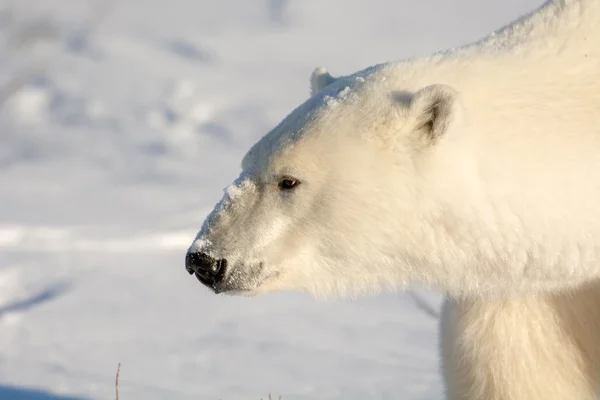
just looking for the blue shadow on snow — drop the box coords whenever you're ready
[0,282,70,319]
[0,385,88,400]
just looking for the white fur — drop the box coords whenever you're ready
[310,67,336,96]
[189,1,600,398]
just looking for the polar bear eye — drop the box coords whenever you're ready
[278,177,300,190]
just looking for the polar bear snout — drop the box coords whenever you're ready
[185,251,227,290]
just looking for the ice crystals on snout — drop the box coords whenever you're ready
[224,171,256,203]
[192,171,256,252]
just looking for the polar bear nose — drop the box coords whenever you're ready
[185,252,227,287]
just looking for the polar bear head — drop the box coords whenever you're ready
[186,65,485,298]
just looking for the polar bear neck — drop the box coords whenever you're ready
[366,0,600,295]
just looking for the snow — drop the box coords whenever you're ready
[225,172,256,202]
[0,0,544,399]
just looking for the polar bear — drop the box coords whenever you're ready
[185,0,600,399]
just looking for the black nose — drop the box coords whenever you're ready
[185,252,227,287]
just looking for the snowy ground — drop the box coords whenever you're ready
[0,0,544,399]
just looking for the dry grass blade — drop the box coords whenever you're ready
[407,290,440,319]
[115,362,121,400]
[261,394,282,400]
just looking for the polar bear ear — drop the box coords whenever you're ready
[409,84,462,144]
[310,67,336,96]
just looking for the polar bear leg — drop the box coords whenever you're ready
[440,283,600,400]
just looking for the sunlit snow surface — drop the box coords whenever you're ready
[0,0,544,399]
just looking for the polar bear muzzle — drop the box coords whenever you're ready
[185,251,227,292]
